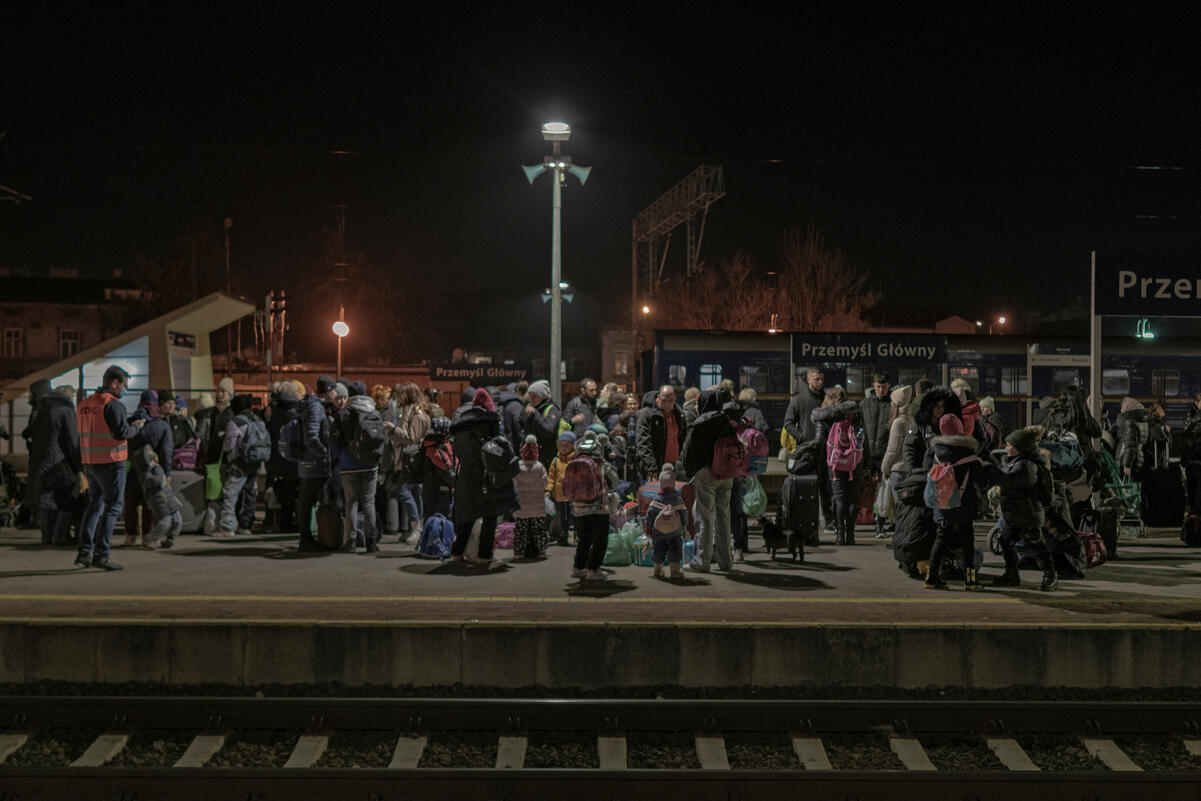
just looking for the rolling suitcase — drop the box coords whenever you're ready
[780,473,820,559]
[1139,464,1186,527]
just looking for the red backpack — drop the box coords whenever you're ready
[563,454,605,501]
[825,419,863,473]
[711,433,749,479]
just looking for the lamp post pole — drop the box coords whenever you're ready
[335,306,346,377]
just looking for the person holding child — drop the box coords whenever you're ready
[645,463,689,579]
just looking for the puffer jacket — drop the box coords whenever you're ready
[129,404,174,477]
[987,448,1050,529]
[811,400,862,465]
[928,434,986,524]
[681,388,735,477]
[451,406,518,520]
[297,394,331,479]
[1116,407,1151,471]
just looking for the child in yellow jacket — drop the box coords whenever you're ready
[546,431,576,544]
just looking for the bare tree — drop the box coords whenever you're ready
[776,225,875,331]
[662,251,776,330]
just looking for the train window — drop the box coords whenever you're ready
[1152,369,1180,397]
[844,367,871,398]
[668,365,687,389]
[1051,369,1081,396]
[951,367,979,395]
[899,368,934,388]
[1001,367,1028,397]
[740,365,769,394]
[699,364,722,391]
[1102,369,1130,396]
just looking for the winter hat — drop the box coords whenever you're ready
[471,387,495,411]
[1006,425,1044,453]
[587,422,607,437]
[231,394,253,414]
[138,390,161,417]
[316,375,336,394]
[938,413,964,437]
[978,396,996,413]
[520,434,539,462]
[528,380,551,400]
[278,381,301,401]
[558,430,576,444]
[890,385,913,408]
[1120,396,1144,414]
[196,392,214,410]
[217,377,235,396]
[333,383,349,399]
[659,463,676,491]
[348,380,369,397]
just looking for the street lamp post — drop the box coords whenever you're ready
[332,306,349,377]
[524,122,590,407]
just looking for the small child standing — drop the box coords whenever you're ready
[645,464,690,578]
[140,444,183,549]
[546,430,577,544]
[513,435,550,558]
[568,436,618,581]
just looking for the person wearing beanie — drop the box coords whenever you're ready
[447,381,518,566]
[348,380,369,398]
[472,387,496,412]
[451,385,477,423]
[122,388,175,547]
[294,374,337,552]
[214,395,267,537]
[217,376,235,398]
[316,375,336,395]
[332,382,349,410]
[546,430,578,544]
[924,413,987,590]
[987,425,1057,591]
[645,463,690,579]
[523,380,562,470]
[1115,397,1150,477]
[977,396,1006,450]
[878,384,914,537]
[512,435,550,558]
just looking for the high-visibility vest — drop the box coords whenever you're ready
[78,391,127,464]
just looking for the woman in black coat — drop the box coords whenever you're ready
[449,389,517,564]
[893,387,961,577]
[27,388,82,545]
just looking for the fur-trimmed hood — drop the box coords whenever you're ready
[931,434,977,451]
[915,387,962,428]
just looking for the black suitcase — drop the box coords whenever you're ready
[780,474,820,560]
[1140,465,1186,527]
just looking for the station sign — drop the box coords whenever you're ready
[790,333,946,364]
[1094,252,1201,317]
[430,363,532,383]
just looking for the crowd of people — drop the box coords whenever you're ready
[15,363,1201,580]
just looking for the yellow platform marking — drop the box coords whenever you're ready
[0,593,1025,604]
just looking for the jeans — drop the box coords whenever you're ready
[219,466,258,533]
[573,513,608,571]
[691,466,733,570]
[341,468,379,550]
[296,476,325,547]
[652,534,683,565]
[397,482,422,531]
[80,462,126,560]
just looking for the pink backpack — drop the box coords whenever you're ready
[825,419,863,473]
[737,425,770,475]
[494,521,516,550]
[563,455,604,501]
[711,434,748,479]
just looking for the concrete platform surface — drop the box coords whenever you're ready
[1,524,1197,626]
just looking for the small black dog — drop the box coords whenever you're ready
[759,515,803,562]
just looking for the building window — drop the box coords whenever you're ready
[740,365,769,394]
[614,349,630,377]
[2,328,23,359]
[1102,369,1130,396]
[58,329,80,359]
[1051,369,1080,397]
[668,365,687,389]
[1152,369,1180,397]
[699,364,722,391]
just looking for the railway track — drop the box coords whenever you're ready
[1,696,1200,800]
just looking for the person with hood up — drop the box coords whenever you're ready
[492,383,526,450]
[27,381,81,545]
[21,379,54,454]
[879,384,914,535]
[681,387,737,572]
[1115,396,1151,477]
[452,386,476,423]
[512,435,550,559]
[266,380,303,532]
[449,388,517,565]
[902,386,963,473]
[215,395,266,538]
[635,385,688,482]
[987,425,1058,591]
[158,392,195,449]
[330,383,384,552]
[138,444,182,549]
[75,365,144,571]
[811,387,867,545]
[295,376,337,552]
[562,378,598,438]
[523,380,561,469]
[924,414,987,590]
[122,390,174,546]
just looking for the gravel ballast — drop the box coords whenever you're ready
[524,730,600,768]
[1017,733,1106,772]
[107,729,192,767]
[1114,735,1201,772]
[627,731,701,769]
[315,730,395,768]
[417,731,498,768]
[2,728,98,767]
[724,731,800,770]
[207,729,299,768]
[920,733,1005,771]
[823,731,905,771]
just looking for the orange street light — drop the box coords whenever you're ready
[332,306,348,375]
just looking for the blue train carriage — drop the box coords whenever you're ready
[650,330,791,441]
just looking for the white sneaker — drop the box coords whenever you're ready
[571,567,587,578]
[685,562,710,574]
[585,569,607,581]
[214,530,236,538]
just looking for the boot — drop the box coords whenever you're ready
[963,567,981,591]
[924,543,947,589]
[844,521,856,546]
[1037,555,1059,592]
[669,561,683,579]
[653,562,664,578]
[992,547,1022,587]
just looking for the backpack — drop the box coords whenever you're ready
[416,514,455,560]
[737,425,770,475]
[173,437,201,471]
[564,454,605,501]
[786,440,819,475]
[481,434,520,489]
[711,433,748,479]
[235,415,272,463]
[1042,433,1084,479]
[424,439,458,485]
[924,455,980,510]
[348,408,388,465]
[647,497,682,534]
[826,419,863,473]
[278,417,303,462]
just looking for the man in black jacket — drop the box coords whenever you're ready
[28,386,82,545]
[635,385,687,482]
[523,380,561,469]
[562,378,598,438]
[491,384,526,450]
[783,367,825,444]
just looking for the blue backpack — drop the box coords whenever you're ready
[278,417,303,462]
[417,514,455,560]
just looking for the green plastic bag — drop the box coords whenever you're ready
[205,462,223,502]
[741,476,767,517]
[602,527,632,566]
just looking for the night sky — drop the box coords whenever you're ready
[3,4,1199,353]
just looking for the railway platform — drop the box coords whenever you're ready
[1,524,1197,690]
